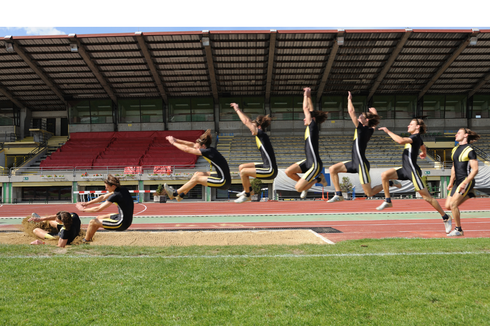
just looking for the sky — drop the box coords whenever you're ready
[1,0,489,37]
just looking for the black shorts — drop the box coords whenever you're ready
[46,224,62,239]
[395,165,425,191]
[102,214,130,231]
[254,163,278,180]
[296,159,323,183]
[207,172,231,190]
[449,178,475,198]
[344,159,371,185]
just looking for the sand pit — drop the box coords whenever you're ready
[0,217,330,247]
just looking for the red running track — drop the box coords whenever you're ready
[1,198,489,243]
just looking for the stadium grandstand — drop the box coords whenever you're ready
[1,28,490,203]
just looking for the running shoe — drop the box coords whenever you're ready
[327,195,344,203]
[376,201,393,210]
[443,218,452,234]
[82,238,93,244]
[237,190,254,198]
[317,174,328,187]
[176,195,183,202]
[235,195,251,203]
[300,190,307,199]
[31,212,41,218]
[391,180,402,189]
[164,183,175,200]
[447,229,464,237]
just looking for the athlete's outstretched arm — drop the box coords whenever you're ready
[172,137,195,147]
[347,91,358,127]
[28,214,57,223]
[303,87,312,124]
[378,127,412,145]
[231,103,258,135]
[166,136,202,156]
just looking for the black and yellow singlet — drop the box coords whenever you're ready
[200,147,231,189]
[394,133,425,191]
[344,122,374,184]
[254,128,278,179]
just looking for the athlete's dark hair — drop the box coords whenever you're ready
[104,174,121,188]
[412,118,426,135]
[196,129,212,148]
[365,112,380,128]
[253,115,272,130]
[56,211,73,231]
[310,110,328,125]
[462,127,480,143]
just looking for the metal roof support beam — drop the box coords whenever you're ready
[69,35,118,104]
[367,29,412,101]
[202,31,219,102]
[265,30,277,103]
[135,33,168,104]
[418,29,480,100]
[316,29,344,104]
[468,69,490,98]
[0,85,26,109]
[7,38,68,107]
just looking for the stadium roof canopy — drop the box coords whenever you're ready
[0,28,489,112]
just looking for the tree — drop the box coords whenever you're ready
[251,178,263,195]
[340,177,353,193]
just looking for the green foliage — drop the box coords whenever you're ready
[340,176,353,193]
[155,184,164,196]
[251,178,263,194]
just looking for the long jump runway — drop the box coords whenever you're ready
[1,198,490,243]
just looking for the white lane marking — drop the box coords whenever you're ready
[134,204,148,216]
[2,251,490,259]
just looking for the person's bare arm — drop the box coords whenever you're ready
[28,214,56,223]
[77,200,113,213]
[80,192,112,207]
[166,136,202,156]
[419,144,427,160]
[166,136,195,147]
[57,238,68,248]
[231,103,258,135]
[303,87,312,124]
[447,164,456,190]
[347,91,358,127]
[378,127,413,145]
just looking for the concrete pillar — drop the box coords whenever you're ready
[20,107,32,139]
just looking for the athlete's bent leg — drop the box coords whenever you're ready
[285,164,301,182]
[329,162,347,192]
[362,183,383,197]
[178,172,209,195]
[85,218,103,241]
[417,188,446,216]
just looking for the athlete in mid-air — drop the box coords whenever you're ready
[285,87,328,198]
[164,129,231,202]
[328,91,400,203]
[231,103,277,203]
[376,119,450,229]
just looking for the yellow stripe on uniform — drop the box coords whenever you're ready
[411,171,425,191]
[456,178,474,197]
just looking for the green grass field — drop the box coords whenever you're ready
[1,238,490,325]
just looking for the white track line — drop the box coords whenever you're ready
[2,251,490,259]
[309,230,335,244]
[134,204,148,216]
